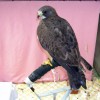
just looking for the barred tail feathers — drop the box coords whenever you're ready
[67,66,87,90]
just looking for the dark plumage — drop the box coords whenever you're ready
[37,6,92,90]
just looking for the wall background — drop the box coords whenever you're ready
[0,1,100,83]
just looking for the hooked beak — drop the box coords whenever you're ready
[37,11,43,19]
[37,10,46,20]
[37,15,40,19]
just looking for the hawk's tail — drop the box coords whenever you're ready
[81,56,92,71]
[67,67,87,90]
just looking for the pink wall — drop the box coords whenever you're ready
[0,1,100,83]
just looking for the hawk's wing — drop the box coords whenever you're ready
[37,18,80,67]
[37,17,86,89]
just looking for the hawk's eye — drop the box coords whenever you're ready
[43,11,47,14]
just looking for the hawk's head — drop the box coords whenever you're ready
[37,6,57,20]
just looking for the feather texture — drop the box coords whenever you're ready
[37,6,92,90]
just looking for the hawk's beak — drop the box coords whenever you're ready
[37,11,43,19]
[37,15,40,19]
[37,10,46,20]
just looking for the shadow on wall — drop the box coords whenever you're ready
[93,14,100,77]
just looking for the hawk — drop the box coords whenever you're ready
[37,6,92,90]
